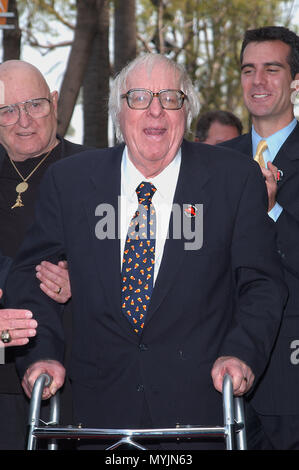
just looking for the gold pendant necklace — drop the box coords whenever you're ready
[9,149,52,209]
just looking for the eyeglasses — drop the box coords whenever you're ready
[121,88,187,110]
[0,98,52,126]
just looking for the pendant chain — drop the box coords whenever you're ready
[8,148,54,209]
[8,148,52,183]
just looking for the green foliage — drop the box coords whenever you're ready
[137,0,297,131]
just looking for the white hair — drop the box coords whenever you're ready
[109,53,200,142]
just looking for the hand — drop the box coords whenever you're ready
[211,356,255,396]
[22,359,65,400]
[261,161,278,212]
[0,289,37,347]
[36,260,71,304]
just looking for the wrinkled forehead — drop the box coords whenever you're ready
[124,61,182,92]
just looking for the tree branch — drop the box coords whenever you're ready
[24,29,73,53]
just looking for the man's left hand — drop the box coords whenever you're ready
[36,260,71,304]
[211,356,255,396]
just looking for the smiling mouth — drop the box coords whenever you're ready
[252,93,271,99]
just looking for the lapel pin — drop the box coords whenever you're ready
[184,205,198,218]
[276,169,283,182]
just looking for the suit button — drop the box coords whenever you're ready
[136,384,144,392]
[277,249,286,259]
[139,343,148,351]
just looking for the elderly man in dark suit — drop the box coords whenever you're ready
[5,53,287,450]
[221,26,299,450]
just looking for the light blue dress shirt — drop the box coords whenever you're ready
[251,118,297,221]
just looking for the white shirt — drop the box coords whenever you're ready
[120,147,181,283]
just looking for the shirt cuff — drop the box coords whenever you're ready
[268,202,283,222]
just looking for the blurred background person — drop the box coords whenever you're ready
[195,109,243,145]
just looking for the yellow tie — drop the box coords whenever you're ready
[254,140,268,169]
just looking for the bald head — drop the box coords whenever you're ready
[0,60,50,106]
[0,59,46,77]
[0,60,59,161]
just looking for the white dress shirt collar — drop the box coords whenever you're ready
[120,146,182,282]
[121,146,181,202]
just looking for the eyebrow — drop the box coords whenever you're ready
[241,61,285,70]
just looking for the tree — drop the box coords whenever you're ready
[83,0,110,148]
[137,0,296,133]
[113,0,137,75]
[2,0,297,142]
[57,0,99,137]
[2,0,21,60]
[3,0,112,147]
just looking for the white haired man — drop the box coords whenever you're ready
[5,54,286,450]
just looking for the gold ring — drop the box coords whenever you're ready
[1,330,12,344]
[56,287,62,295]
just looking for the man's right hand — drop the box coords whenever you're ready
[0,289,37,347]
[22,359,65,400]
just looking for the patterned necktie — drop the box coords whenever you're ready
[121,182,157,334]
[254,140,268,169]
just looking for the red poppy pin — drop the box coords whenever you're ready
[276,169,283,181]
[184,204,198,218]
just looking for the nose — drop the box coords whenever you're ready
[147,95,164,117]
[17,105,32,127]
[252,69,267,86]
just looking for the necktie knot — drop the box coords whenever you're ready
[136,182,157,207]
[254,139,268,168]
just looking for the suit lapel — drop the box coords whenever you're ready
[273,124,299,188]
[271,124,299,218]
[83,145,148,341]
[232,133,252,157]
[235,125,299,219]
[227,127,299,198]
[83,146,124,325]
[145,140,212,326]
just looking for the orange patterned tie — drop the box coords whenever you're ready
[254,140,268,169]
[121,182,157,334]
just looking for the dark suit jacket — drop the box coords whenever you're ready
[0,252,11,292]
[221,125,299,415]
[0,136,87,394]
[0,135,86,288]
[5,139,287,434]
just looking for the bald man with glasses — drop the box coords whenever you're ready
[0,60,89,449]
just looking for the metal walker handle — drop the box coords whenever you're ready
[26,373,60,450]
[222,373,247,449]
[27,372,247,450]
